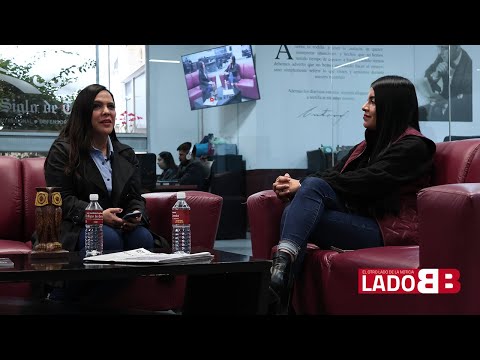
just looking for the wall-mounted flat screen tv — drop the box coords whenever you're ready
[181,45,260,111]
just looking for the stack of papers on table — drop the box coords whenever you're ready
[83,248,214,265]
[0,258,14,268]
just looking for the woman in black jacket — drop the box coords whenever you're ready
[41,84,156,252]
[157,151,178,180]
[270,75,436,313]
[198,60,215,101]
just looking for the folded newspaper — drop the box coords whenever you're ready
[83,248,214,265]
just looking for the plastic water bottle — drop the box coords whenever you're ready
[85,193,103,257]
[172,192,191,254]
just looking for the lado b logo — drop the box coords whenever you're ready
[358,269,461,294]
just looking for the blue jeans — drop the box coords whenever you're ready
[79,224,154,251]
[280,177,383,273]
[228,72,239,84]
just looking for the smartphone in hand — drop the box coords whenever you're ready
[122,210,141,221]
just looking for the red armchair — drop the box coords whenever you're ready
[0,156,34,298]
[102,191,223,311]
[0,156,32,254]
[247,139,480,315]
[235,63,260,99]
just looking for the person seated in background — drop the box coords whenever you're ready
[157,151,178,181]
[175,142,210,190]
[198,60,216,101]
[224,55,241,87]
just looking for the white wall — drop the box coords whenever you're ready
[147,45,259,170]
[147,45,208,165]
[247,45,480,169]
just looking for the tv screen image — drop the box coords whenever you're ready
[181,45,260,111]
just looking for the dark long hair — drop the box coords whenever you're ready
[159,151,178,171]
[50,84,117,175]
[369,75,420,161]
[198,60,206,75]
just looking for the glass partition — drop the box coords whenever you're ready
[0,45,96,133]
[97,45,146,135]
[275,44,480,171]
[327,45,480,166]
[0,45,148,153]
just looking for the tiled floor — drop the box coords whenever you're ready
[214,232,252,256]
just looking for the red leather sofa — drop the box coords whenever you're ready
[235,62,260,100]
[0,156,223,311]
[247,139,480,315]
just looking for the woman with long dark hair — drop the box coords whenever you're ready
[224,55,241,86]
[157,151,178,180]
[270,75,436,313]
[41,84,158,253]
[198,60,215,101]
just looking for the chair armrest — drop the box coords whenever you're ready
[0,240,32,254]
[418,183,480,267]
[247,190,286,259]
[143,191,223,249]
[418,183,480,313]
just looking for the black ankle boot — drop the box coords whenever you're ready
[269,251,294,314]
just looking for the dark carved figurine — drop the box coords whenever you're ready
[34,187,63,252]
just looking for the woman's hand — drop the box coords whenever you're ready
[121,212,142,232]
[272,173,301,202]
[103,208,124,228]
[102,208,141,232]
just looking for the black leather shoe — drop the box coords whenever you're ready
[269,251,294,314]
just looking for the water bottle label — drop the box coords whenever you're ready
[85,210,103,225]
[172,209,190,225]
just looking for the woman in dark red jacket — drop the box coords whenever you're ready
[270,75,436,313]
